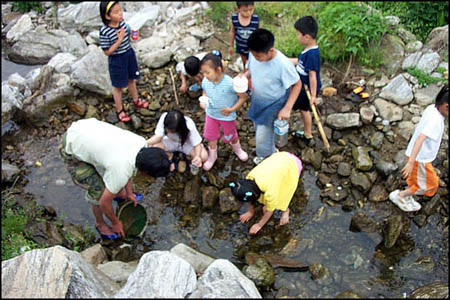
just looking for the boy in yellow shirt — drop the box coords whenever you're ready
[230,151,303,234]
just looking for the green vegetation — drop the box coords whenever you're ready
[1,191,38,261]
[370,2,448,42]
[407,67,448,87]
[11,1,43,13]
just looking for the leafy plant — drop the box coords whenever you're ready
[205,2,233,31]
[11,1,43,13]
[407,67,448,87]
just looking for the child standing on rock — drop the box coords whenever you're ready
[230,151,303,235]
[99,1,148,123]
[200,53,248,171]
[390,84,448,212]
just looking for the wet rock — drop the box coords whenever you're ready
[368,185,388,202]
[413,214,427,228]
[349,211,379,233]
[423,194,441,216]
[375,160,398,177]
[416,52,441,74]
[6,14,33,42]
[352,146,373,171]
[308,263,329,280]
[322,186,348,202]
[374,98,403,122]
[1,245,119,298]
[279,237,299,256]
[326,113,361,129]
[114,251,196,298]
[66,100,86,116]
[201,186,219,208]
[189,259,261,298]
[110,243,133,262]
[1,161,20,183]
[219,187,240,213]
[359,106,374,124]
[302,148,322,170]
[106,110,119,123]
[336,290,363,298]
[350,170,371,193]
[246,252,308,270]
[410,281,448,298]
[130,114,142,130]
[317,173,331,186]
[80,244,107,266]
[243,257,275,287]
[184,178,200,203]
[205,172,224,188]
[379,74,413,105]
[147,100,161,111]
[383,215,403,249]
[170,243,215,274]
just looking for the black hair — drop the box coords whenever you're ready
[163,110,189,146]
[247,28,274,53]
[294,16,318,39]
[229,178,261,204]
[435,84,449,107]
[99,1,119,26]
[237,1,254,8]
[135,147,170,178]
[200,53,223,71]
[184,56,201,77]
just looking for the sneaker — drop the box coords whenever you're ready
[389,190,421,212]
[253,156,264,165]
[291,130,312,145]
[189,83,200,92]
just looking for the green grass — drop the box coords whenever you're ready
[407,67,448,87]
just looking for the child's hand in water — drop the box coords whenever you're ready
[240,211,254,223]
[221,107,233,116]
[249,223,262,235]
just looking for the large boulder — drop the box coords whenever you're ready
[71,45,112,96]
[170,243,215,274]
[57,2,103,34]
[416,52,441,74]
[402,52,422,70]
[1,82,24,116]
[47,52,77,74]
[373,98,403,122]
[326,113,361,129]
[1,245,119,298]
[414,84,442,106]
[379,74,413,105]
[188,259,262,298]
[423,25,448,58]
[411,281,448,298]
[140,48,173,69]
[114,251,197,298]
[6,14,33,42]
[380,34,405,74]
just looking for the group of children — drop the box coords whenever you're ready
[96,1,448,237]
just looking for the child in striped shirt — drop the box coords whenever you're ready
[200,53,248,171]
[99,1,148,123]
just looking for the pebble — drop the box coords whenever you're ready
[55,179,66,185]
[382,120,390,126]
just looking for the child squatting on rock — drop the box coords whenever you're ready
[230,151,303,235]
[99,1,149,123]
[389,84,448,212]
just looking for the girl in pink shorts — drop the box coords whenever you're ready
[200,53,248,171]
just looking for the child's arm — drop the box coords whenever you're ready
[146,135,163,147]
[289,58,298,65]
[308,70,318,105]
[179,72,188,92]
[402,133,427,179]
[191,144,203,167]
[240,202,255,223]
[278,79,302,120]
[103,26,126,56]
[229,23,235,56]
[249,206,273,235]
[221,93,247,116]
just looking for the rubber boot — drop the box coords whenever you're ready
[203,146,218,171]
[231,140,248,161]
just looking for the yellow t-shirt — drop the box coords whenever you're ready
[246,152,299,211]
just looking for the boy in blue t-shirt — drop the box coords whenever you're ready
[290,16,322,146]
[229,1,259,71]
[240,29,301,165]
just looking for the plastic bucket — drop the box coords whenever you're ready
[117,201,147,238]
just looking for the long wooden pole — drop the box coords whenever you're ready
[169,67,179,106]
[305,84,330,151]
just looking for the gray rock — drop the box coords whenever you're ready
[349,211,379,233]
[1,161,20,183]
[243,258,275,287]
[416,52,441,74]
[201,186,219,208]
[397,27,416,44]
[57,2,103,34]
[375,160,398,176]
[394,150,407,169]
[352,146,373,171]
[384,16,400,26]
[368,185,388,202]
[380,34,404,74]
[98,260,138,286]
[309,263,330,280]
[1,82,24,116]
[6,14,33,42]
[326,113,361,129]
[410,281,448,298]
[1,245,119,298]
[141,48,173,69]
[114,251,197,298]
[374,98,403,122]
[47,52,77,74]
[337,162,351,177]
[384,215,403,248]
[379,74,413,105]
[170,243,215,274]
[405,40,423,53]
[7,73,27,94]
[370,131,384,150]
[80,244,107,266]
[402,51,422,70]
[397,121,415,141]
[189,259,261,298]
[350,170,371,193]
[422,194,440,216]
[373,74,390,88]
[219,187,241,213]
[71,45,112,96]
[189,27,214,40]
[414,84,442,106]
[25,67,41,91]
[184,178,200,203]
[130,114,142,130]
[359,106,374,124]
[424,25,448,58]
[336,290,363,298]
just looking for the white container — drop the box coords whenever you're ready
[274,119,289,148]
[199,96,210,107]
[233,75,248,93]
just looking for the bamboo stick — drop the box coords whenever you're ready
[305,84,330,151]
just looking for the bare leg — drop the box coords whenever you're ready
[112,87,124,112]
[398,188,414,198]
[92,204,115,235]
[128,79,138,102]
[300,110,313,137]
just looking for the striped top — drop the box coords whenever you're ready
[232,13,259,54]
[99,20,131,56]
[201,74,238,121]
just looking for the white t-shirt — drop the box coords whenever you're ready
[65,118,147,194]
[405,104,445,163]
[175,52,207,76]
[155,112,203,155]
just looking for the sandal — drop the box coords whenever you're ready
[291,130,312,145]
[116,109,131,122]
[389,190,421,212]
[133,98,149,109]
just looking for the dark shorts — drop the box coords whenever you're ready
[293,89,312,112]
[236,46,249,59]
[108,48,141,88]
[60,133,105,205]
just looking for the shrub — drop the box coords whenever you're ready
[407,68,448,87]
[205,2,233,31]
[11,1,43,13]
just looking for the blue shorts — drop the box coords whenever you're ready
[108,48,141,88]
